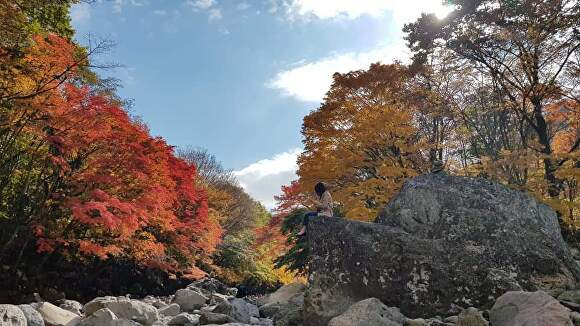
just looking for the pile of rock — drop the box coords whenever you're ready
[264,281,580,325]
[0,278,274,326]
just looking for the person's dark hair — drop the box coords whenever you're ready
[314,182,326,198]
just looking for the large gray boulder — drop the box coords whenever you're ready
[305,173,580,324]
[490,291,572,326]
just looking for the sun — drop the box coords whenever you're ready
[433,4,454,19]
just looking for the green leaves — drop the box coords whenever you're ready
[274,208,309,275]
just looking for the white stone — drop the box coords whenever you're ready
[83,297,158,326]
[78,308,116,326]
[172,289,207,312]
[0,304,27,326]
[35,302,81,326]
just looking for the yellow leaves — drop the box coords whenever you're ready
[476,148,580,233]
[298,64,427,221]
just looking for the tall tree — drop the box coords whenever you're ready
[405,0,580,197]
[298,63,428,220]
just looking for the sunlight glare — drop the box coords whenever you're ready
[433,3,454,19]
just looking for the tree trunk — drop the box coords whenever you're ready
[532,99,560,197]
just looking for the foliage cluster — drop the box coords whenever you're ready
[0,0,220,285]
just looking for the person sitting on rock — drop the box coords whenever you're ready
[297,182,333,236]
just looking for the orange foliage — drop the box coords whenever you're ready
[9,34,221,274]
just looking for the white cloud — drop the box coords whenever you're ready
[153,9,167,15]
[286,0,453,22]
[267,0,454,103]
[70,3,91,25]
[234,149,301,209]
[268,42,409,103]
[186,0,215,10]
[208,8,222,21]
[184,0,222,22]
[112,0,145,13]
[113,0,123,13]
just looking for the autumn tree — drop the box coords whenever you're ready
[405,0,580,197]
[178,147,287,287]
[298,63,429,220]
[0,1,221,283]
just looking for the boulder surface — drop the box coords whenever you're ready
[0,305,27,326]
[490,291,572,326]
[305,173,580,324]
[327,298,405,326]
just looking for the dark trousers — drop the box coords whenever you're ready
[302,211,319,226]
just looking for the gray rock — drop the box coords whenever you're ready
[328,298,405,326]
[490,291,572,326]
[159,304,181,317]
[18,304,45,326]
[0,305,27,326]
[168,313,200,325]
[225,289,238,297]
[404,319,428,326]
[59,301,83,316]
[257,283,305,307]
[210,294,232,306]
[444,315,459,323]
[261,292,303,326]
[112,320,142,326]
[173,289,208,312]
[254,318,273,326]
[249,317,260,325]
[561,300,580,313]
[258,304,281,319]
[457,307,488,326]
[141,297,167,310]
[35,302,81,326]
[212,299,257,324]
[271,306,302,326]
[305,174,580,324]
[571,311,580,323]
[83,297,158,326]
[560,291,580,304]
[78,308,116,326]
[187,278,231,297]
[199,311,235,324]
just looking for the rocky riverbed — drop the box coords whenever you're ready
[1,277,580,325]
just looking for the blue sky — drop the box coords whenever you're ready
[70,0,452,208]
